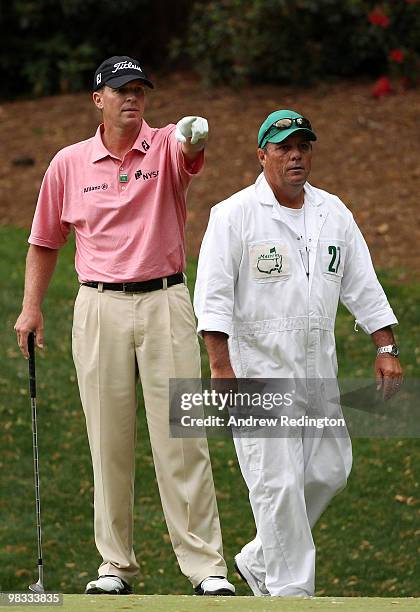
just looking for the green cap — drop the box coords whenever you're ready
[258,109,317,148]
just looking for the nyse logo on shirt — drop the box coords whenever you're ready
[135,169,159,181]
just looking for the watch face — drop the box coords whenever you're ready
[378,345,399,357]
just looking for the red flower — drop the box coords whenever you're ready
[368,8,390,28]
[372,76,393,98]
[389,49,405,63]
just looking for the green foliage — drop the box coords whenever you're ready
[173,0,419,87]
[0,0,192,98]
[22,37,95,97]
[0,226,418,596]
[2,0,418,98]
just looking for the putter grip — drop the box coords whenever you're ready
[28,332,36,398]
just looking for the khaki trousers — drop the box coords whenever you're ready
[72,282,226,587]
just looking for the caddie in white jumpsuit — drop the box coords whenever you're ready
[194,110,403,596]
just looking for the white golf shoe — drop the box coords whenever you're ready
[234,553,269,596]
[194,576,235,595]
[85,575,133,595]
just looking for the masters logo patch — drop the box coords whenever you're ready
[249,242,290,280]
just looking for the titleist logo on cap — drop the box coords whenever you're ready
[93,55,154,90]
[112,61,142,74]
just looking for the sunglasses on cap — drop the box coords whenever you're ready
[259,117,312,147]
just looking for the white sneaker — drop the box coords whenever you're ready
[234,553,269,596]
[85,575,132,595]
[194,576,235,596]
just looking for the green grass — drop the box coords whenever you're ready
[1,595,420,612]
[0,226,419,598]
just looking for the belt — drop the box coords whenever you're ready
[81,273,184,293]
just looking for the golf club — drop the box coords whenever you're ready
[27,332,45,594]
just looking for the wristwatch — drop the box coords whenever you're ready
[377,344,400,357]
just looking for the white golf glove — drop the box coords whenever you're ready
[175,116,208,145]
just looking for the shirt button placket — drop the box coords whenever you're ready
[119,165,127,194]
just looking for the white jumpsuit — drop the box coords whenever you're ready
[194,174,398,596]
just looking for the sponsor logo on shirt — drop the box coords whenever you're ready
[135,169,159,181]
[142,140,150,151]
[83,183,108,193]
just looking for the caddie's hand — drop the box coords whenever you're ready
[211,366,238,405]
[14,308,44,359]
[375,354,403,401]
[211,365,237,380]
[175,116,209,145]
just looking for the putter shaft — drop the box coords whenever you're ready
[28,333,44,592]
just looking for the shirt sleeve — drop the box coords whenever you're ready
[340,218,398,334]
[194,203,243,337]
[29,154,71,249]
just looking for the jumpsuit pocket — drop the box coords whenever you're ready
[241,440,263,472]
[319,239,346,283]
[230,335,254,378]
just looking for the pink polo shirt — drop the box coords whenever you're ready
[29,120,204,282]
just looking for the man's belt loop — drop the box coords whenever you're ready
[98,282,104,293]
[162,277,168,290]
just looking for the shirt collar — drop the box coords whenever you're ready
[91,119,154,163]
[255,172,323,207]
[131,119,153,154]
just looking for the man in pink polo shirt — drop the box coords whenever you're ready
[14,55,235,597]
